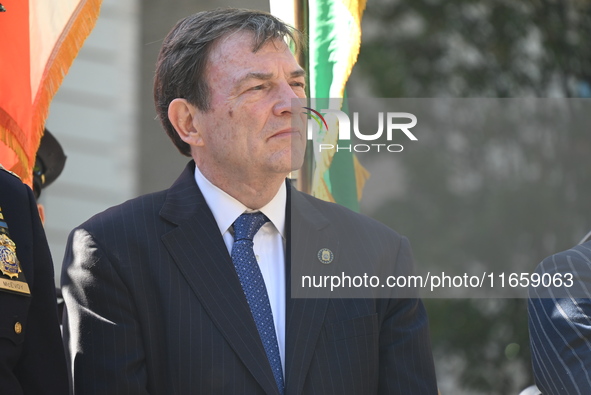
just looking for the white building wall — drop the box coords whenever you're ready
[43,0,140,284]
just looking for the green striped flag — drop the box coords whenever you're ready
[308,0,369,212]
[270,0,369,211]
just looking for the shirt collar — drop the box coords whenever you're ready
[194,164,286,238]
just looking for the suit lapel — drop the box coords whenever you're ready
[285,186,337,395]
[160,162,280,395]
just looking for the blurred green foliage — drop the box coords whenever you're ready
[357,0,591,98]
[350,0,591,393]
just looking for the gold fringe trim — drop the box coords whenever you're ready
[25,0,102,186]
[0,129,30,184]
[0,111,31,185]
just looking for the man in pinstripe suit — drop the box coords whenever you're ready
[528,240,591,394]
[61,9,437,394]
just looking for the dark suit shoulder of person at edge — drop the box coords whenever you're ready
[61,8,438,395]
[528,240,591,395]
[0,167,69,395]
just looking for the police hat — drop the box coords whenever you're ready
[33,129,66,199]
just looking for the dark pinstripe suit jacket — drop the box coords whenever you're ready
[528,241,591,395]
[61,161,437,394]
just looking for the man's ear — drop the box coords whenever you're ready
[168,98,204,147]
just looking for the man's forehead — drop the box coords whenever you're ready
[210,30,293,61]
[206,32,304,82]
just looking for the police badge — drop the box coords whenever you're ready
[0,207,31,296]
[0,234,21,278]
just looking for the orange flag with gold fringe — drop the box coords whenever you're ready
[0,0,101,186]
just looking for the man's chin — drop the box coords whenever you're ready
[289,154,306,173]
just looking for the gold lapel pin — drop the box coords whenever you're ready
[317,248,334,264]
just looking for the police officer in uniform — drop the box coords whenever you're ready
[0,130,68,394]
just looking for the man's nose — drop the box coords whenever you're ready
[273,81,303,116]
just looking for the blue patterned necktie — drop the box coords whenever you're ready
[232,212,284,394]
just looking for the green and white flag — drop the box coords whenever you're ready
[270,0,369,211]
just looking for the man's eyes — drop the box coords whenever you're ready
[246,81,305,92]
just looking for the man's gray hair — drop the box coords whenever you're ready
[154,8,303,157]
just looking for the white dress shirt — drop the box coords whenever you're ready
[194,165,286,374]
